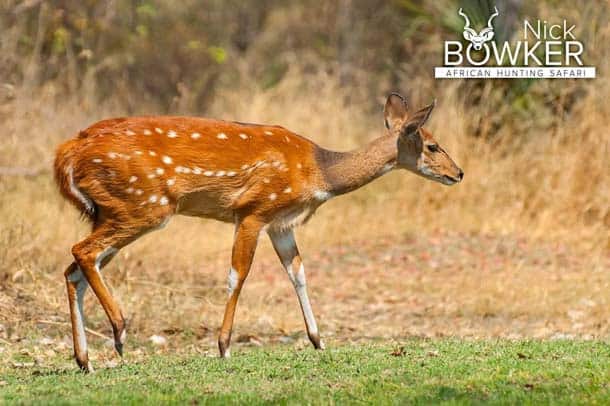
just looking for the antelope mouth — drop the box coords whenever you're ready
[441,174,462,185]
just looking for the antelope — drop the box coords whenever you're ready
[459,6,499,50]
[54,93,463,372]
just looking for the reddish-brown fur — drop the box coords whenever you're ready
[55,93,462,372]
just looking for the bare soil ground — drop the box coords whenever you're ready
[2,229,607,369]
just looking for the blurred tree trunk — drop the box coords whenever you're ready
[336,0,357,87]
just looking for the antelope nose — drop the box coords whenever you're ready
[458,169,464,181]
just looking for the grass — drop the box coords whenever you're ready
[2,340,609,404]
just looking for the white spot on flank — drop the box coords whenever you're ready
[167,130,178,138]
[204,171,214,176]
[284,136,290,142]
[108,152,117,159]
[149,151,157,156]
[147,173,156,179]
[155,128,163,134]
[263,178,270,184]
[272,161,281,167]
[155,168,165,175]
[134,150,143,155]
[175,166,191,174]
[226,171,236,177]
[159,196,169,206]
[217,133,228,140]
[167,178,176,186]
[191,132,201,139]
[193,167,202,175]
[239,133,248,139]
[296,163,302,169]
[143,129,152,135]
[216,170,226,177]
[125,130,136,136]
[264,131,273,135]
[161,155,173,164]
[241,164,249,170]
[269,193,277,201]
[92,158,102,163]
[283,187,292,193]
[149,195,158,203]
[126,187,134,194]
[129,176,138,183]
[135,189,143,195]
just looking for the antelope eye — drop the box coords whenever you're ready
[427,144,439,152]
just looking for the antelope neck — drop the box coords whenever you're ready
[315,133,398,196]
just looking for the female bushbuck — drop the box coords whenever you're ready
[54,93,463,372]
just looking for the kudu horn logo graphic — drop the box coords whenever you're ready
[458,6,499,50]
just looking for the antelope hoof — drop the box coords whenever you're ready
[114,324,127,357]
[218,338,231,358]
[76,357,94,373]
[309,333,325,350]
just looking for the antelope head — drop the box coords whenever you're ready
[458,6,499,50]
[384,93,463,186]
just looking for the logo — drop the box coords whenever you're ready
[459,7,498,51]
[435,6,596,79]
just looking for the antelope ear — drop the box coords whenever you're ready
[403,100,436,136]
[384,93,408,129]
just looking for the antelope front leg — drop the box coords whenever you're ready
[218,216,263,358]
[268,229,324,350]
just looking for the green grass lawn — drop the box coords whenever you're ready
[1,340,609,405]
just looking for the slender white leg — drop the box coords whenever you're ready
[268,229,324,349]
[66,265,93,372]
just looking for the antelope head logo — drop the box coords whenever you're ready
[458,6,499,50]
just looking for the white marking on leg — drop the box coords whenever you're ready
[95,247,118,272]
[293,263,319,336]
[227,267,238,296]
[69,267,89,355]
[313,190,332,201]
